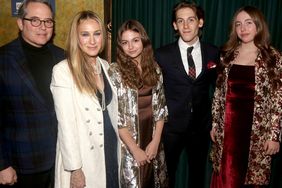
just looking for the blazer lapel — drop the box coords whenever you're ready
[11,57,47,106]
[196,42,208,79]
[172,42,191,80]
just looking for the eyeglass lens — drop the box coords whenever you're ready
[24,18,54,28]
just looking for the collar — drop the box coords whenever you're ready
[19,34,49,52]
[178,37,200,51]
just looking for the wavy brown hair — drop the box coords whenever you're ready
[66,10,106,95]
[218,6,281,90]
[116,20,158,89]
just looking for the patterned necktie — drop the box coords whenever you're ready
[187,46,196,79]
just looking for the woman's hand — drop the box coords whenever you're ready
[146,139,160,161]
[144,120,163,161]
[70,169,86,188]
[210,127,216,142]
[131,147,149,166]
[118,127,150,166]
[264,140,280,155]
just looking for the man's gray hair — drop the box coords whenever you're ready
[17,0,54,19]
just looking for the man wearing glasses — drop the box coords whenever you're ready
[0,0,64,187]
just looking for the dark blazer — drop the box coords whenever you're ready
[155,41,219,133]
[0,38,64,174]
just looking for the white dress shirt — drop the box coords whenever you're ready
[178,37,202,78]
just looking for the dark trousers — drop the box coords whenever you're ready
[163,129,210,188]
[270,150,282,188]
[0,167,54,188]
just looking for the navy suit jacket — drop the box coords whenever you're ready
[155,41,219,133]
[0,38,64,174]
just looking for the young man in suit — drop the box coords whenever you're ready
[0,0,64,187]
[155,2,219,188]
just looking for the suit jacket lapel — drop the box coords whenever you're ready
[11,43,47,106]
[173,42,191,81]
[196,42,208,79]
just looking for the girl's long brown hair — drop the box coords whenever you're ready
[116,20,158,89]
[218,6,280,90]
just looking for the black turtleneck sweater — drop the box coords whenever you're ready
[20,36,55,107]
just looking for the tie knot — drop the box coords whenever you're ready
[187,46,194,54]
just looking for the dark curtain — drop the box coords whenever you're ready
[112,0,177,60]
[112,0,282,60]
[112,1,282,187]
[198,0,282,50]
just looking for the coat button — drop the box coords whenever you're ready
[97,108,101,111]
[85,107,89,111]
[99,133,103,136]
[90,146,94,150]
[89,132,92,136]
[97,121,102,125]
[99,144,103,148]
[86,119,90,123]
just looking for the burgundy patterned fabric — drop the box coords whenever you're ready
[211,64,255,188]
[187,47,196,79]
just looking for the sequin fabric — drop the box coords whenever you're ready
[108,63,169,188]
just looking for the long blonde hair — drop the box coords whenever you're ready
[66,10,106,94]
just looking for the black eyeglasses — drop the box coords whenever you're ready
[23,17,55,28]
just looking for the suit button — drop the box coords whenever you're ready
[99,133,103,136]
[100,144,103,148]
[89,132,92,136]
[85,107,89,111]
[97,121,102,125]
[86,119,90,123]
[90,146,94,150]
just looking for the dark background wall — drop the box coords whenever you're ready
[112,0,282,62]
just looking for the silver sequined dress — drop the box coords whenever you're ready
[108,63,169,188]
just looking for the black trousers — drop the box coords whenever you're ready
[0,166,54,188]
[163,129,210,188]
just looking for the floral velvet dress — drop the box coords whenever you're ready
[211,48,282,186]
[211,64,255,188]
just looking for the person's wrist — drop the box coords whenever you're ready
[130,145,140,154]
[152,136,161,144]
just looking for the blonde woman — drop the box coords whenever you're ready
[51,11,120,188]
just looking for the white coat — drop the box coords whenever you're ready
[51,58,120,188]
